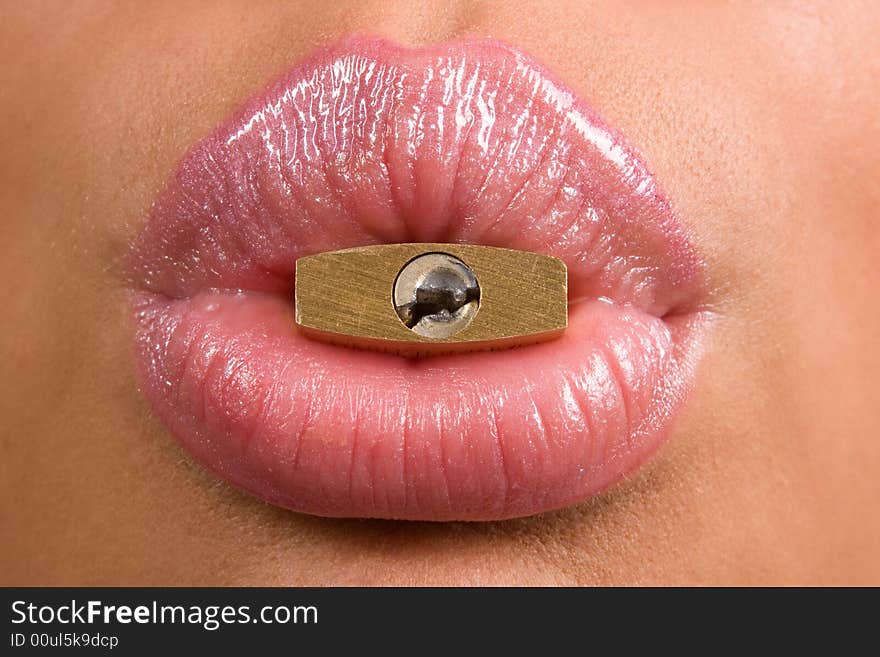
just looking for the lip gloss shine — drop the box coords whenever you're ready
[129,37,710,520]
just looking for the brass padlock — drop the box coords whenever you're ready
[294,243,567,356]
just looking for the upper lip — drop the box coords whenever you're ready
[128,36,710,520]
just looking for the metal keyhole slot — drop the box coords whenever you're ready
[393,253,481,338]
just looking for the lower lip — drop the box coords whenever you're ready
[129,37,710,520]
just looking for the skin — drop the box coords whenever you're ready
[1,0,878,585]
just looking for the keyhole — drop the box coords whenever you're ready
[393,253,481,338]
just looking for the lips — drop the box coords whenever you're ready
[128,37,709,520]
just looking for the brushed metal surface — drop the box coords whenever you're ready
[294,243,567,355]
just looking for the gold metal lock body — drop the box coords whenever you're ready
[294,243,567,355]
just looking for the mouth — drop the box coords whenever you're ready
[128,36,710,521]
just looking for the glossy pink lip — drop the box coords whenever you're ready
[129,37,709,520]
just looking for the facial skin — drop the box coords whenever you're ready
[1,0,878,585]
